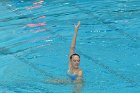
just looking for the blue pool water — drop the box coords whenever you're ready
[0,0,140,93]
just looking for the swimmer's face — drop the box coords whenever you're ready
[71,55,80,69]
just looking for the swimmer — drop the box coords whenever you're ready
[67,21,83,83]
[46,21,83,84]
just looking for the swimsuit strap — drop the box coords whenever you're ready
[67,69,76,75]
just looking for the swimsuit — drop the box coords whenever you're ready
[67,70,77,81]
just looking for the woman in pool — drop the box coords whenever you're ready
[47,21,83,84]
[67,21,83,83]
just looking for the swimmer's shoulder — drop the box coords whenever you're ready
[75,69,83,84]
[77,68,83,77]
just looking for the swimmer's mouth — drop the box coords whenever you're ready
[75,64,79,66]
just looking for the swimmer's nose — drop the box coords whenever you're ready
[76,61,80,64]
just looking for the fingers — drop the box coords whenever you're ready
[74,21,81,28]
[77,21,80,29]
[78,21,80,26]
[74,23,76,27]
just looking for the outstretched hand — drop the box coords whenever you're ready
[74,21,81,31]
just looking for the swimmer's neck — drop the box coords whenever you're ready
[70,67,79,72]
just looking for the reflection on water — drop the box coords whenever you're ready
[27,22,46,27]
[0,47,11,55]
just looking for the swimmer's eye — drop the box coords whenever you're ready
[73,60,80,62]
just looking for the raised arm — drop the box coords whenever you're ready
[68,21,81,68]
